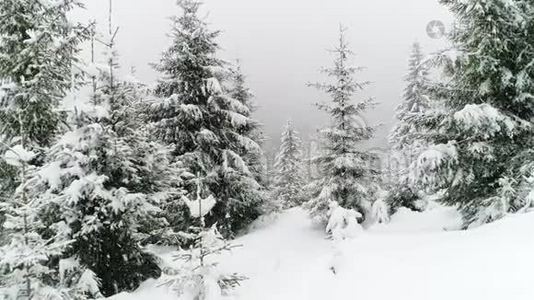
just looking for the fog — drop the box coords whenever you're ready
[76,0,452,153]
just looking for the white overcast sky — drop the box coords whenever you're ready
[76,0,452,151]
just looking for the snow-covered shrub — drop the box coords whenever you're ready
[326,201,363,240]
[371,190,390,224]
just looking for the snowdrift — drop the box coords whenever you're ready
[111,207,534,300]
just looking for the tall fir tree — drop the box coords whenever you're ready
[417,0,534,227]
[273,121,305,208]
[305,27,380,224]
[150,0,265,238]
[387,42,431,212]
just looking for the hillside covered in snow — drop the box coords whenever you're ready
[111,207,534,300]
[2,0,534,299]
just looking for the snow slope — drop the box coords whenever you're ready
[111,207,534,300]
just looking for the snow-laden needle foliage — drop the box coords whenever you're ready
[0,0,87,148]
[417,0,534,227]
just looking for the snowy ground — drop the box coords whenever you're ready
[111,207,534,300]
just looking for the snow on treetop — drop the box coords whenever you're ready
[183,194,217,218]
[3,144,36,166]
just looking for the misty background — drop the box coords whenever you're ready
[75,0,452,155]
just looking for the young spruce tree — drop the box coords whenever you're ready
[161,177,244,300]
[387,42,430,212]
[417,0,534,226]
[0,140,101,299]
[305,27,380,224]
[273,121,305,208]
[150,0,265,238]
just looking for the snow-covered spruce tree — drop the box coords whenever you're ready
[0,136,101,299]
[305,26,380,224]
[0,0,87,240]
[161,177,245,300]
[273,121,306,208]
[416,0,534,227]
[22,25,183,296]
[150,0,265,238]
[387,42,431,212]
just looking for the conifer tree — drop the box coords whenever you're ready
[150,0,265,238]
[273,121,305,208]
[17,12,182,296]
[161,177,245,300]
[29,107,164,297]
[305,26,380,224]
[387,42,430,212]
[0,141,98,300]
[0,0,87,241]
[0,134,100,299]
[0,1,92,297]
[417,0,534,226]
